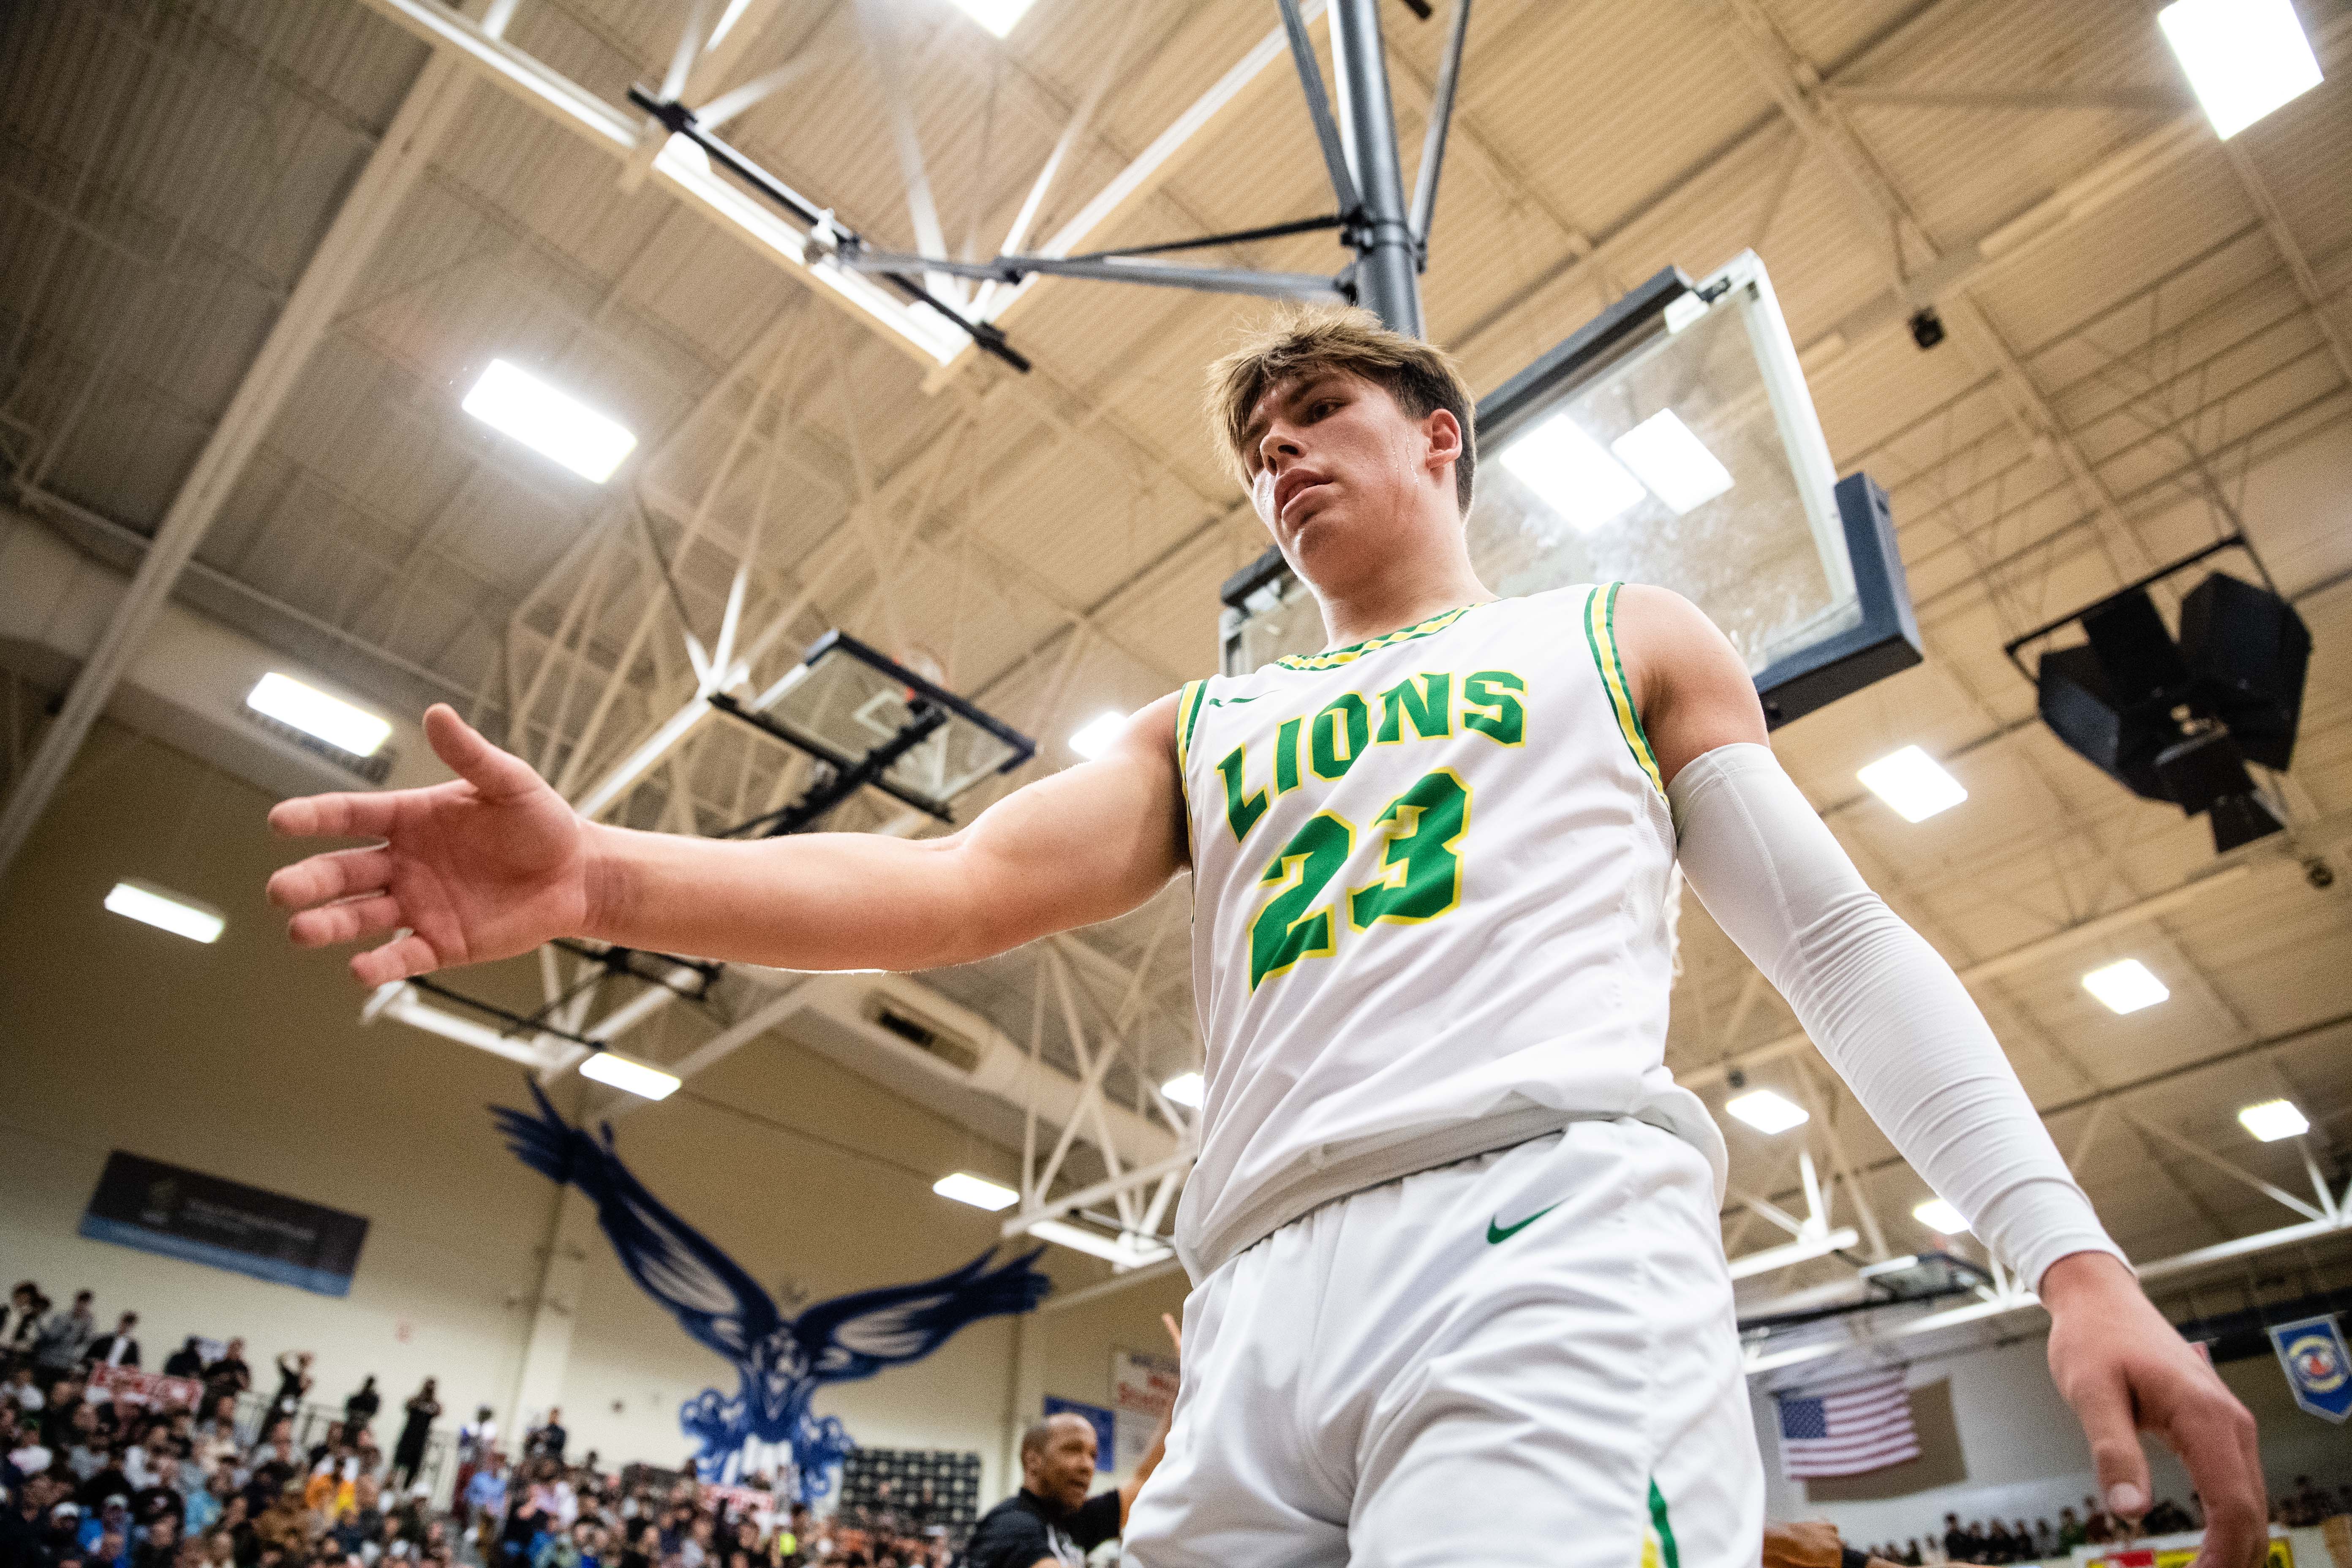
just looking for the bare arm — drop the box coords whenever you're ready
[1116,1312,1184,1528]
[1609,582,1769,784]
[268,696,1188,985]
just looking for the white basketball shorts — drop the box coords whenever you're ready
[1124,1117,1761,1568]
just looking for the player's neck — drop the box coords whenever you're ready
[1315,561,1492,651]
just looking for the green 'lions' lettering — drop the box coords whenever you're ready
[1249,812,1353,989]
[1216,744,1268,843]
[1375,672,1452,743]
[1274,716,1303,795]
[1350,768,1470,929]
[1310,692,1371,779]
[1462,670,1527,746]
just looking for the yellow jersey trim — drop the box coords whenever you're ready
[1585,583,1665,797]
[1274,604,1478,671]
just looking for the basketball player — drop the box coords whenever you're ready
[268,307,2266,1568]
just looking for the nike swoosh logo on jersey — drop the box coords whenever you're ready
[1207,695,1263,706]
[1486,1203,1562,1244]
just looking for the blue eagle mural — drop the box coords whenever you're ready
[493,1082,1050,1500]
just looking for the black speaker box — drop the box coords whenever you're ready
[2178,572,2310,771]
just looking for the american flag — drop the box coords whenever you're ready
[1773,1370,1920,1478]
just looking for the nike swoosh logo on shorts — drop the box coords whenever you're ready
[1486,1203,1562,1244]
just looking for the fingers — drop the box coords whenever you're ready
[2168,1391,2267,1568]
[2064,1363,2152,1530]
[423,703,544,801]
[270,791,397,842]
[288,894,404,950]
[1162,1312,1183,1356]
[353,933,441,989]
[267,847,395,912]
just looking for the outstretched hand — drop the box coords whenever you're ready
[2041,1252,2268,1568]
[265,704,593,987]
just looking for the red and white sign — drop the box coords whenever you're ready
[87,1364,204,1410]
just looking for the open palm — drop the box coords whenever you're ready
[267,704,591,987]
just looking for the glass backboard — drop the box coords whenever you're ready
[1220,253,1921,726]
[737,631,1034,820]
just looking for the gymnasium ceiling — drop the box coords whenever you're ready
[4,0,2351,1321]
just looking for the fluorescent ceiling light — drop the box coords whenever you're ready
[1913,1198,1969,1236]
[948,0,1036,38]
[933,1172,1020,1211]
[1609,410,1734,515]
[1069,711,1127,760]
[104,881,224,944]
[1031,1218,1172,1270]
[1856,745,1967,823]
[2082,958,2168,1015]
[1725,1088,1810,1135]
[2237,1099,2310,1142]
[462,359,637,482]
[578,1050,680,1101]
[1161,1072,1205,1109]
[2158,0,2323,139]
[246,672,391,758]
[1498,412,1648,534]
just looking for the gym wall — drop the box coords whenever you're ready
[1748,1334,2352,1544]
[0,716,1187,1503]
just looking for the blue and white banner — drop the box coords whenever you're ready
[2268,1313,2351,1423]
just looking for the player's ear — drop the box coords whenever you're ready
[1423,407,1462,475]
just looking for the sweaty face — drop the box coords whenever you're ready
[1238,370,1457,596]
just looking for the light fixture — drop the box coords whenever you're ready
[246,673,392,758]
[2082,959,2168,1015]
[933,1172,1020,1211]
[104,881,224,944]
[578,1050,680,1101]
[1913,1198,1969,1236]
[1856,745,1967,823]
[1031,1217,1172,1269]
[947,0,1036,38]
[1069,711,1127,760]
[1497,412,1647,534]
[2158,0,2323,139]
[1725,1088,1809,1135]
[2237,1099,2310,1142]
[1161,1072,1205,1109]
[462,359,638,483]
[1608,411,1733,516]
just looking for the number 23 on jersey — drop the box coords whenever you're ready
[1250,768,1473,990]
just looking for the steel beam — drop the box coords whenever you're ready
[1682,861,2255,1092]
[0,47,476,882]
[1327,0,1421,335]
[350,0,968,367]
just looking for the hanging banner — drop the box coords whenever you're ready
[79,1151,368,1298]
[2268,1313,2351,1423]
[1109,1348,1176,1476]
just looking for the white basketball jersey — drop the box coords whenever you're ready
[1170,585,1726,1281]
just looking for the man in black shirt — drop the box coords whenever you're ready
[964,1416,1132,1568]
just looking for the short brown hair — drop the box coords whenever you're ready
[1205,304,1477,514]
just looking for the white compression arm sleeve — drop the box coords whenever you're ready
[1669,742,2125,1290]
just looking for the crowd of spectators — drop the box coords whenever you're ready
[13,1280,2348,1568]
[4,1285,964,1568]
[1851,1478,2352,1566]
